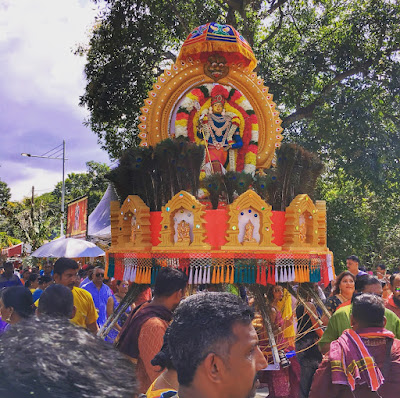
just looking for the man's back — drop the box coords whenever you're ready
[311,334,400,397]
[319,304,400,349]
[118,302,171,393]
[71,287,98,328]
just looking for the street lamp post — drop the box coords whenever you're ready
[21,140,67,236]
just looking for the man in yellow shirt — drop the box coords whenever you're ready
[53,258,98,333]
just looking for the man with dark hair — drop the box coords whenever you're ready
[0,317,137,398]
[310,294,400,398]
[346,255,367,277]
[37,284,76,319]
[319,275,400,354]
[385,273,400,318]
[52,257,98,333]
[117,266,188,393]
[0,262,22,289]
[79,263,95,287]
[82,266,114,327]
[167,292,267,398]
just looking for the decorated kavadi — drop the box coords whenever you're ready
[103,22,335,370]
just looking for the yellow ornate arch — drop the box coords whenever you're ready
[222,190,278,251]
[110,195,151,251]
[283,194,327,251]
[153,190,211,251]
[138,60,282,169]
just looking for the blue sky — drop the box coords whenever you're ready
[0,0,111,200]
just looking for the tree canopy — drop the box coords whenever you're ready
[0,162,110,250]
[81,0,400,268]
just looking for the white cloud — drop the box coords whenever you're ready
[0,0,112,201]
[8,166,67,201]
[0,0,100,113]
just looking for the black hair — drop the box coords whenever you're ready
[168,292,254,386]
[151,328,175,370]
[332,271,355,296]
[153,267,188,298]
[355,275,381,293]
[347,255,360,263]
[38,275,52,285]
[266,284,283,303]
[1,287,34,319]
[38,284,74,318]
[352,294,385,328]
[390,273,400,286]
[25,273,39,289]
[54,258,78,276]
[3,262,13,269]
[377,264,386,270]
[0,317,137,398]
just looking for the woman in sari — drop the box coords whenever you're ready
[321,271,355,325]
[105,280,133,343]
[258,285,300,398]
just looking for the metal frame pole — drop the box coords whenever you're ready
[61,140,65,236]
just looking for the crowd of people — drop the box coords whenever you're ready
[0,254,399,397]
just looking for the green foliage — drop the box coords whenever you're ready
[1,193,60,250]
[0,162,110,250]
[52,161,110,214]
[0,232,21,249]
[318,170,400,271]
[80,0,222,159]
[0,180,11,209]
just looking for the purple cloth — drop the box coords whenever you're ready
[105,295,131,343]
[82,281,113,327]
[329,328,387,391]
[0,274,22,289]
[0,318,9,335]
[79,276,91,288]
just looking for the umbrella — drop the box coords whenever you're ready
[177,22,257,71]
[31,237,105,258]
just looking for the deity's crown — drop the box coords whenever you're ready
[211,94,225,106]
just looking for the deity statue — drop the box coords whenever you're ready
[177,220,191,243]
[243,220,257,243]
[197,86,243,174]
[299,214,307,243]
[130,215,136,244]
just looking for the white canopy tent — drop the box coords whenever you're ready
[87,183,118,243]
